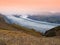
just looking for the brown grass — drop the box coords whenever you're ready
[11,24,42,37]
[0,29,60,45]
[0,14,60,45]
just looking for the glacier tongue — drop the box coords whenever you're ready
[4,15,60,34]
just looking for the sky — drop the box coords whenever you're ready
[0,0,60,15]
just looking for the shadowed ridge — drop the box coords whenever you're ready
[0,14,6,23]
[0,14,42,37]
[44,26,60,37]
[0,14,18,30]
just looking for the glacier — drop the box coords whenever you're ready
[4,15,60,34]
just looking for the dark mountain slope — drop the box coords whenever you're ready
[0,14,18,30]
[45,26,60,37]
[28,14,60,24]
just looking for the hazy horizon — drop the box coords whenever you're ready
[0,0,60,15]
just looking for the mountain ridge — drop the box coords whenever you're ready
[4,15,60,34]
[28,14,60,24]
[0,14,60,45]
[0,14,42,37]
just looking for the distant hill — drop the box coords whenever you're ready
[0,14,42,37]
[28,13,60,24]
[13,15,21,18]
[44,26,60,37]
[0,14,18,30]
[0,14,60,45]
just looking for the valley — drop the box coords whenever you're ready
[0,14,60,45]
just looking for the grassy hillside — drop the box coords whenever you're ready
[0,14,18,30]
[0,29,60,45]
[0,14,42,37]
[0,14,60,45]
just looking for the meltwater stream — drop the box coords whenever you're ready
[4,15,60,34]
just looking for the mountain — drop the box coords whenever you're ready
[0,14,42,37]
[28,13,60,24]
[4,15,60,34]
[13,15,21,18]
[0,14,60,36]
[45,26,60,37]
[0,14,60,45]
